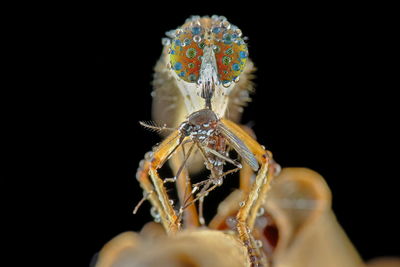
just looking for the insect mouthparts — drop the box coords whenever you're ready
[198,45,219,108]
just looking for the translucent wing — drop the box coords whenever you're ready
[218,122,259,171]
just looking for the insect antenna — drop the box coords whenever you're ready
[139,121,175,133]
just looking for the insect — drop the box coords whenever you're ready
[135,15,280,266]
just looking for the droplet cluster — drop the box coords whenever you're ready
[164,15,248,84]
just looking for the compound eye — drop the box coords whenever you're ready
[169,26,205,83]
[211,27,248,85]
[168,17,248,85]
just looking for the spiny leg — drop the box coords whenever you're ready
[221,118,273,266]
[136,130,184,234]
[169,143,199,228]
[239,160,254,195]
[136,158,169,230]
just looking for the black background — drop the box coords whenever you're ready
[51,3,399,266]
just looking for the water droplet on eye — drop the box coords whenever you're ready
[165,30,176,38]
[193,35,201,43]
[235,29,243,37]
[222,81,232,88]
[213,45,220,53]
[183,38,191,46]
[255,240,263,248]
[175,28,183,36]
[191,26,201,35]
[223,33,233,44]
[239,201,245,207]
[222,20,231,29]
[257,207,265,217]
[161,38,170,46]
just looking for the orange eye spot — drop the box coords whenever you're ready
[169,32,204,83]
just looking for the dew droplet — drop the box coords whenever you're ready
[222,81,232,88]
[139,159,145,169]
[165,30,176,38]
[150,206,159,218]
[239,201,245,207]
[144,151,153,161]
[135,171,141,181]
[249,255,257,263]
[211,15,219,20]
[199,217,205,225]
[175,28,183,36]
[255,240,263,248]
[233,76,240,83]
[161,38,170,46]
[274,163,282,176]
[222,20,231,29]
[169,199,174,205]
[193,35,201,43]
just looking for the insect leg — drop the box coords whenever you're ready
[136,130,184,234]
[169,143,199,228]
[220,118,273,266]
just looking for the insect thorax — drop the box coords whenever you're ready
[179,109,219,143]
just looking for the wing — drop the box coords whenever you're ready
[217,122,259,171]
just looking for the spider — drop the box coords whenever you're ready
[135,15,279,266]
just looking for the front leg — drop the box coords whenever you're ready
[136,130,183,234]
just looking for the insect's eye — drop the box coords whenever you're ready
[168,17,248,85]
[210,26,248,85]
[169,27,205,83]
